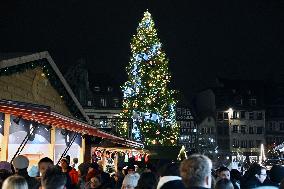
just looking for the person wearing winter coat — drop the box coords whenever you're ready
[157,162,185,189]
[121,165,140,189]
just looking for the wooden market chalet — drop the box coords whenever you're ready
[0,51,143,166]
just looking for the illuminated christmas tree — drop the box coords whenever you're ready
[118,11,179,146]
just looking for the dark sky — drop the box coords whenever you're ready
[1,0,284,98]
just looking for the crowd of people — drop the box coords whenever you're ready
[1,154,284,189]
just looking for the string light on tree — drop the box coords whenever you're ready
[118,10,179,146]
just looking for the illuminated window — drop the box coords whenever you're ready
[249,98,257,106]
[100,98,107,107]
[94,86,100,92]
[87,101,92,106]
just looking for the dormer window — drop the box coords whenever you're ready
[113,98,119,107]
[107,87,113,92]
[94,86,100,92]
[249,98,257,106]
[87,101,92,106]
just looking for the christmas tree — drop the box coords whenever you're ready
[118,11,179,146]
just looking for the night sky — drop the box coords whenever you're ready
[1,0,284,99]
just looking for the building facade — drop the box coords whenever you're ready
[193,79,268,163]
[176,106,197,150]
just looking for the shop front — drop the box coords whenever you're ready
[0,99,143,168]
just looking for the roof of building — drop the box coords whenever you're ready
[0,51,90,122]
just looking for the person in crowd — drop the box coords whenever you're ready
[77,162,91,189]
[121,164,140,189]
[86,163,99,182]
[86,175,103,189]
[280,178,284,189]
[72,158,79,170]
[215,179,234,189]
[268,165,284,187]
[241,163,267,189]
[180,154,212,189]
[2,175,28,189]
[217,167,230,181]
[97,162,111,188]
[12,155,40,189]
[135,172,157,189]
[0,161,13,188]
[41,167,66,189]
[38,157,54,177]
[157,162,185,189]
[230,169,241,189]
[60,157,73,189]
[112,167,124,189]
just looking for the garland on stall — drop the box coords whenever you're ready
[0,59,85,120]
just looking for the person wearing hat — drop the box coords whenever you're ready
[12,155,40,189]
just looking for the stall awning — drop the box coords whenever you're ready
[0,99,143,149]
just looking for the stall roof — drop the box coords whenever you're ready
[0,51,90,122]
[0,99,144,149]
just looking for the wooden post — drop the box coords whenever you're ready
[79,136,85,164]
[1,114,10,161]
[84,136,91,162]
[49,126,56,162]
[114,152,118,172]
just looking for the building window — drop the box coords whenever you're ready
[100,98,107,107]
[269,122,275,131]
[240,111,246,119]
[280,123,284,131]
[87,101,92,106]
[235,140,239,148]
[249,112,254,120]
[249,127,254,134]
[249,98,257,106]
[249,140,254,148]
[94,86,100,92]
[113,98,119,107]
[224,112,229,120]
[233,111,240,119]
[256,140,262,147]
[241,140,247,148]
[183,108,186,115]
[99,116,108,127]
[257,127,263,134]
[257,112,263,120]
[177,108,181,115]
[217,112,223,120]
[186,109,190,115]
[233,125,238,133]
[241,125,246,134]
[107,86,113,92]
